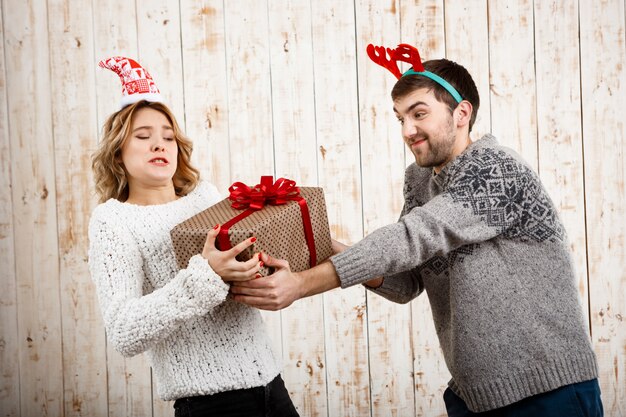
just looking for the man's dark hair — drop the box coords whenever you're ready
[391,59,480,132]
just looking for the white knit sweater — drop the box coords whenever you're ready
[88,181,281,401]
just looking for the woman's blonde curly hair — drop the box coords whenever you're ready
[92,100,200,203]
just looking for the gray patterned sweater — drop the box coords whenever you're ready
[330,134,598,412]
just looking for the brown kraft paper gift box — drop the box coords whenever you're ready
[170,177,333,274]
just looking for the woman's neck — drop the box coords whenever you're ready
[125,182,178,206]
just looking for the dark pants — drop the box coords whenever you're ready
[173,374,299,417]
[444,378,603,417]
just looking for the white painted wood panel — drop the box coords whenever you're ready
[47,0,108,415]
[402,2,452,416]
[91,2,155,417]
[0,1,19,415]
[444,0,491,141]
[355,1,416,416]
[579,0,626,415]
[137,0,186,120]
[222,0,285,376]
[3,0,64,415]
[135,3,186,414]
[310,2,370,416]
[488,1,538,168]
[534,0,589,326]
[267,1,329,415]
[180,1,231,191]
[0,1,624,416]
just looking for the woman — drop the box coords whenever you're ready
[89,56,299,417]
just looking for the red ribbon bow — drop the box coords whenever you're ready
[228,176,301,210]
[218,176,317,268]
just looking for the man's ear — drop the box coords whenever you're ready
[455,100,473,128]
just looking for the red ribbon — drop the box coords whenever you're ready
[218,176,317,268]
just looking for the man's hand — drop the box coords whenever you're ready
[331,238,349,255]
[231,253,342,310]
[229,252,303,310]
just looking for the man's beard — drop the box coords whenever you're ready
[411,117,456,168]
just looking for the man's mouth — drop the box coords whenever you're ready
[410,138,427,149]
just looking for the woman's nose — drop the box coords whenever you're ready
[152,139,166,151]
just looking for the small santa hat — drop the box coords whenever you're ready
[99,56,164,109]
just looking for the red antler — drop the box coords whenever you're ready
[366,43,425,78]
[394,43,424,72]
[367,44,402,79]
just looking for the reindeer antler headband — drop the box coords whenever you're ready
[366,43,462,103]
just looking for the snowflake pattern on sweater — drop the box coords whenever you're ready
[331,134,597,412]
[88,181,280,401]
[406,142,566,277]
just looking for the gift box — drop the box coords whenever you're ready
[170,176,333,274]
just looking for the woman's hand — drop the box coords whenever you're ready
[202,225,263,282]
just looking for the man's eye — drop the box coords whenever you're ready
[397,119,404,125]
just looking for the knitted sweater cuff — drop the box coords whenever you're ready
[185,254,230,311]
[331,247,371,289]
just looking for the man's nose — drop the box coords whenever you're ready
[402,121,417,140]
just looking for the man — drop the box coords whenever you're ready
[230,43,603,416]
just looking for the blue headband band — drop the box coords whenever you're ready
[402,68,463,103]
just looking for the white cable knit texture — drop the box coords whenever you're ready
[88,181,281,400]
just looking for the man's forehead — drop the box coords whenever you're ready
[393,88,436,113]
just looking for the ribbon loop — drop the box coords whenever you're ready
[228,176,301,210]
[220,176,318,267]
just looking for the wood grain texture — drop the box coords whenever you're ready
[444,0,491,141]
[488,0,538,168]
[310,1,370,416]
[402,3,451,416]
[222,0,285,374]
[534,0,589,326]
[355,1,416,416]
[180,1,231,191]
[0,1,19,415]
[267,1,329,415]
[0,1,624,416]
[579,0,626,415]
[47,0,108,415]
[136,0,185,119]
[3,0,64,415]
[92,2,155,417]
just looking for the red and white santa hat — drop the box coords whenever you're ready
[99,56,163,109]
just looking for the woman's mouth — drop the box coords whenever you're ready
[149,157,169,165]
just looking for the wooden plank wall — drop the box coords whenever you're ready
[0,1,624,416]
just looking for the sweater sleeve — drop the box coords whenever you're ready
[88,216,230,357]
[365,268,424,304]
[332,149,542,288]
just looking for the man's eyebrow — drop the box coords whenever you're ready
[393,100,429,114]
